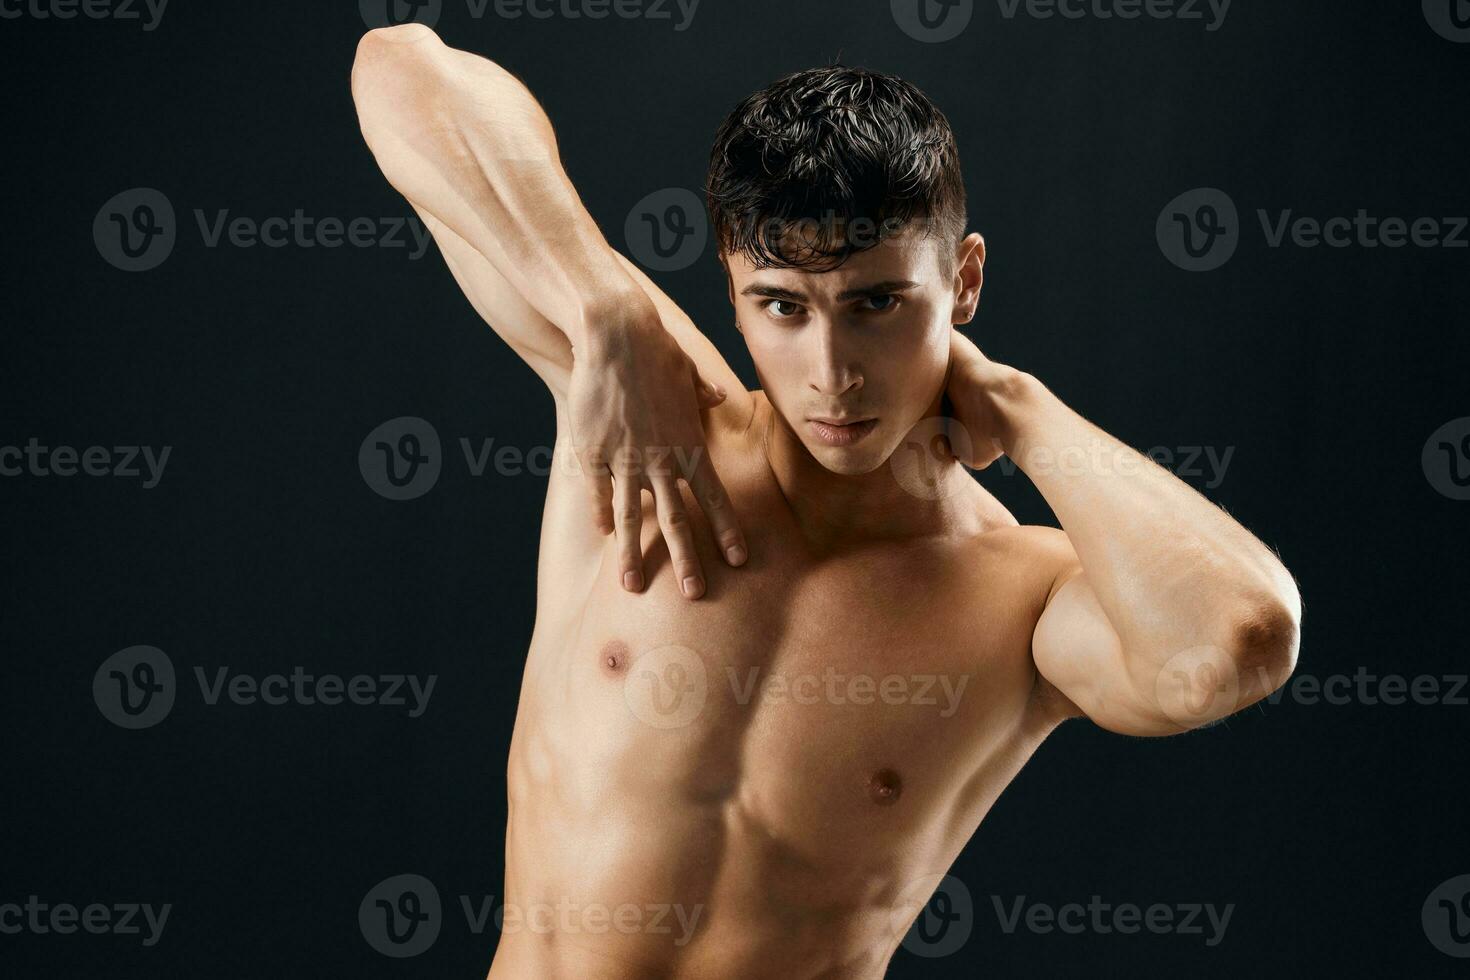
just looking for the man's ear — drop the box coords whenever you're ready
[722,259,736,306]
[952,232,985,325]
[722,260,743,332]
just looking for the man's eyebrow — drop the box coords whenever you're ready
[738,279,921,303]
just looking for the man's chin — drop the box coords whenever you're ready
[804,438,891,476]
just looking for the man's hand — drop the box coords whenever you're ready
[570,305,748,599]
[941,328,1031,471]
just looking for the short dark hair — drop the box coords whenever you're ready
[706,64,967,273]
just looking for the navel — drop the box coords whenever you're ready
[868,768,903,806]
[599,639,630,674]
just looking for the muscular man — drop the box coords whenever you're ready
[351,25,1301,978]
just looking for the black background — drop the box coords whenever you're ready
[2,0,1468,977]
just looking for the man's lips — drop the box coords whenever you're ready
[808,416,878,446]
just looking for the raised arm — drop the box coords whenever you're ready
[349,24,750,596]
[945,329,1301,736]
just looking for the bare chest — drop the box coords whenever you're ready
[517,524,1047,859]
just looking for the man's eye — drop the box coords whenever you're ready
[765,299,803,318]
[862,295,900,313]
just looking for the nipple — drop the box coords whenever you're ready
[868,768,903,806]
[600,639,630,674]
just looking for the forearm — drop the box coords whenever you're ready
[351,25,650,346]
[996,374,1301,665]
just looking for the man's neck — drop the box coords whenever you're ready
[758,394,986,553]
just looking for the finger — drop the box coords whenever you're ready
[692,368,727,409]
[587,467,615,535]
[685,448,746,566]
[650,475,705,599]
[612,474,645,593]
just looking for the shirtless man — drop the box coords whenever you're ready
[351,25,1301,978]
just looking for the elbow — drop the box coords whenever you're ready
[350,24,442,121]
[1229,591,1302,696]
[355,23,441,65]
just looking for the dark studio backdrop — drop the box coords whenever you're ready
[2,1,1468,977]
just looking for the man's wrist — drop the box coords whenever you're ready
[988,368,1049,458]
[570,284,666,364]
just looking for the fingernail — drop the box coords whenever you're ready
[623,571,642,592]
[726,544,746,565]
[681,575,702,597]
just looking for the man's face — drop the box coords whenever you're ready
[725,227,977,476]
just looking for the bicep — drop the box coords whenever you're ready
[1032,555,1187,737]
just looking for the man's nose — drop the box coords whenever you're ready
[808,322,864,396]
